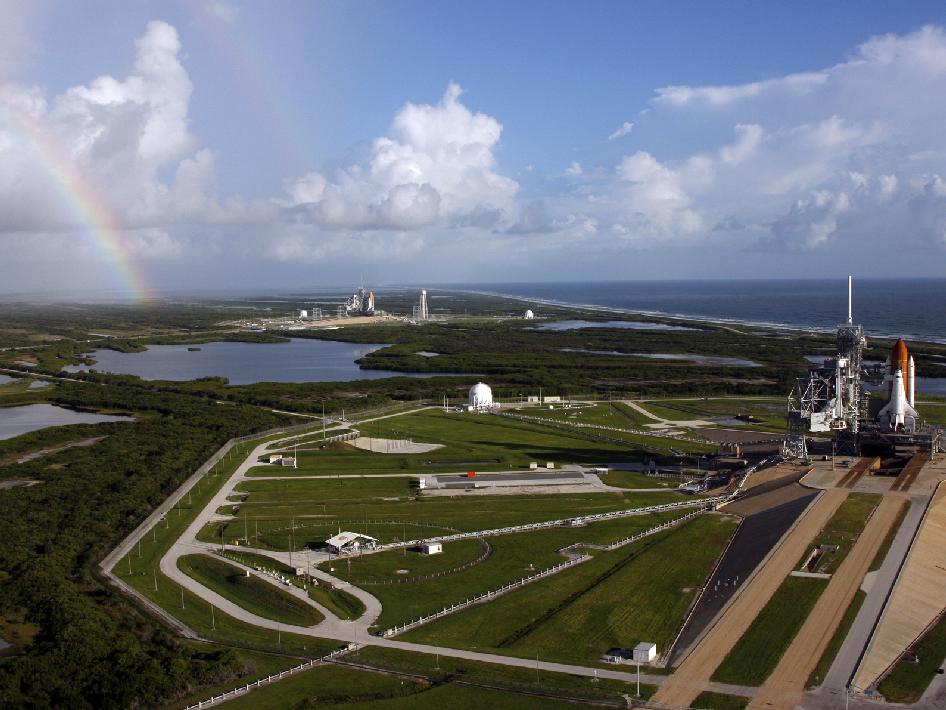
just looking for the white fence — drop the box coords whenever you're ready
[391,497,727,549]
[380,555,591,638]
[183,647,348,709]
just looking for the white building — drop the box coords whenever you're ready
[300,309,309,320]
[325,532,377,555]
[633,642,657,662]
[420,542,442,555]
[468,382,494,411]
[524,309,535,319]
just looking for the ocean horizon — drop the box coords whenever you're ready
[450,278,946,345]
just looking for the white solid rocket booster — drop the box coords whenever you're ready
[908,355,915,407]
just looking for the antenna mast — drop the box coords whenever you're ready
[847,274,853,325]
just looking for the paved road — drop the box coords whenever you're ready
[652,488,847,708]
[749,495,904,710]
[821,495,929,692]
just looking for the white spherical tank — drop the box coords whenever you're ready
[468,382,494,409]
[524,309,535,319]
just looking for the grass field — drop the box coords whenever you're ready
[690,691,749,709]
[806,590,866,689]
[178,554,324,627]
[403,513,739,666]
[262,409,642,476]
[599,470,677,489]
[324,510,689,630]
[201,474,686,550]
[518,400,664,430]
[221,664,428,709]
[712,576,829,686]
[322,538,487,584]
[798,493,881,574]
[877,612,946,704]
[352,646,653,704]
[218,549,366,620]
[638,398,786,430]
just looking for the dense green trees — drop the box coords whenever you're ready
[0,382,289,708]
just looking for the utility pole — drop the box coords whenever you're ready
[211,603,215,630]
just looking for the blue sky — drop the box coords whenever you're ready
[2,1,946,295]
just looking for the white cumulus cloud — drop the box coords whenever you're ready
[607,121,634,140]
[280,83,518,231]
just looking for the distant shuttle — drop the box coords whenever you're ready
[878,338,918,432]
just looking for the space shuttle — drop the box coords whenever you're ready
[878,338,918,432]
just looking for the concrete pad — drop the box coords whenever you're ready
[347,437,443,454]
[854,482,946,691]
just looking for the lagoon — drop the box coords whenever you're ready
[63,339,449,385]
[0,404,133,441]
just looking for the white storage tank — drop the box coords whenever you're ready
[468,382,494,410]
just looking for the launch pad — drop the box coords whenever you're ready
[786,277,943,461]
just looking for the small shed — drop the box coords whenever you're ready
[268,454,283,464]
[278,457,296,467]
[529,462,538,470]
[420,542,442,555]
[325,532,378,555]
[546,461,555,469]
[633,642,657,663]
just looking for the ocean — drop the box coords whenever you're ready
[462,279,946,345]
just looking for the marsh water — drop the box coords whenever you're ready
[0,404,133,440]
[63,338,448,385]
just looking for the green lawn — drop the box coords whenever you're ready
[712,576,829,686]
[878,612,946,704]
[798,493,881,574]
[638,398,787,430]
[218,549,366,621]
[179,554,323,627]
[691,691,749,709]
[404,514,739,666]
[220,664,427,709]
[518,401,654,429]
[599,469,677,489]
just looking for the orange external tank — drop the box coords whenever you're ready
[891,338,909,377]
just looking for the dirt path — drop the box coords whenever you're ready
[652,488,848,708]
[748,495,904,710]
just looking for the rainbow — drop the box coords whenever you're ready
[4,111,154,301]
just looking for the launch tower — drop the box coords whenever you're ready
[786,276,942,460]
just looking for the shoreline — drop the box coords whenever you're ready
[445,287,946,347]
